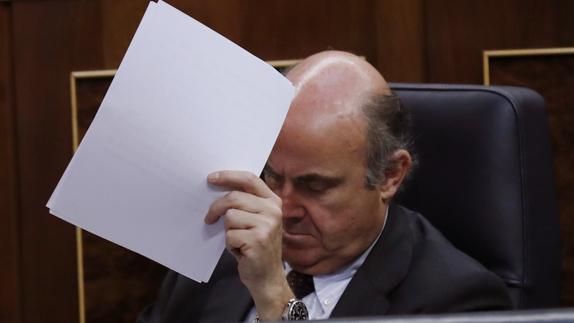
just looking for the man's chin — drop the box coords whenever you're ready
[284,254,317,272]
[284,252,336,275]
[283,244,322,271]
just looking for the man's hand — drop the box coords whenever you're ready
[204,170,294,321]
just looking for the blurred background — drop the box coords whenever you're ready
[1,0,573,322]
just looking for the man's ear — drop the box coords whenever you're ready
[379,149,412,201]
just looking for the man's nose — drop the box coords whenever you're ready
[279,183,305,219]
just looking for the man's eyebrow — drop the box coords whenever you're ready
[294,173,343,186]
[263,164,279,175]
[264,164,342,185]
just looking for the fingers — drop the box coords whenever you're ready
[222,211,276,259]
[223,208,264,230]
[225,225,279,260]
[208,170,278,200]
[204,189,281,224]
[226,228,251,258]
[204,170,282,224]
[206,190,262,223]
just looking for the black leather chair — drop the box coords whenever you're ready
[390,84,560,309]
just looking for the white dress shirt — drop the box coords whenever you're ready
[244,209,388,321]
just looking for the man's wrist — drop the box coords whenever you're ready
[252,279,294,321]
[256,298,309,322]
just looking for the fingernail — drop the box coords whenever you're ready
[207,172,219,182]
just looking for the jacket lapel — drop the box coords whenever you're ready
[331,204,414,318]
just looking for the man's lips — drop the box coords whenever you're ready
[283,230,316,243]
[283,227,313,236]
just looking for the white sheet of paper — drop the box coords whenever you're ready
[47,0,294,282]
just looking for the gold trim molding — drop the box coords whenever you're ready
[482,47,574,85]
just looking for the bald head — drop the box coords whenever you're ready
[286,51,391,96]
[285,51,391,120]
[276,50,412,189]
[277,51,391,157]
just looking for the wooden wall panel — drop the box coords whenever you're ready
[10,1,104,322]
[100,0,147,68]
[0,3,22,323]
[374,0,426,82]
[425,0,574,84]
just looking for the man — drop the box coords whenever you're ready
[138,51,511,322]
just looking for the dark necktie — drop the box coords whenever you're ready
[287,270,315,299]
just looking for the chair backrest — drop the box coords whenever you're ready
[391,83,560,309]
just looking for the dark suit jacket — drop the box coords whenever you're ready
[138,204,512,322]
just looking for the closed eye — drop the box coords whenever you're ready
[295,175,342,194]
[263,164,343,194]
[262,165,283,189]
